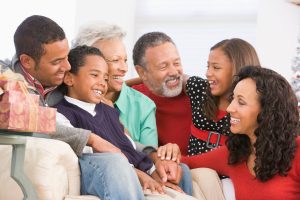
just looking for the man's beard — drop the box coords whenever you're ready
[161,75,183,97]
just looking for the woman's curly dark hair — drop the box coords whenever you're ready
[227,66,299,182]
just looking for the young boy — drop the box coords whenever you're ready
[54,45,197,199]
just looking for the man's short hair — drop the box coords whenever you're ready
[132,32,175,68]
[14,15,66,62]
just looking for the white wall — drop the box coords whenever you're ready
[74,0,136,78]
[256,0,300,80]
[0,0,76,60]
[2,0,300,81]
[0,0,136,78]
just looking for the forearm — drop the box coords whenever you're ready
[51,123,90,156]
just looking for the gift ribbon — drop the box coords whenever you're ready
[17,81,39,132]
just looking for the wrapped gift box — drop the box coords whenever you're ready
[38,106,56,133]
[0,92,39,132]
[0,80,25,93]
[0,90,56,133]
[1,90,39,105]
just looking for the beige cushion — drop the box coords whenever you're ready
[0,137,81,200]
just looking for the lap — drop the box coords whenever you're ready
[144,187,198,200]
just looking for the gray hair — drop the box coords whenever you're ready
[132,32,175,68]
[72,21,126,48]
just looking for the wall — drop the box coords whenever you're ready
[0,0,76,60]
[74,0,136,78]
[256,0,300,80]
[0,0,136,78]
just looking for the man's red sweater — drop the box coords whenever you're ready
[132,83,192,155]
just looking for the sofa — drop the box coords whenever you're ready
[0,137,212,200]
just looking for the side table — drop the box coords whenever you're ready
[0,131,38,200]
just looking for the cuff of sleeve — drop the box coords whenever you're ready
[142,146,157,155]
[147,164,156,175]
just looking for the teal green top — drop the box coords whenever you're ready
[115,83,158,147]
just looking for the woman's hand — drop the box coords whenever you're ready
[157,143,181,164]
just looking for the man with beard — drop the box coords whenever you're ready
[132,32,192,156]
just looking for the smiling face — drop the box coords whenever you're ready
[23,39,71,87]
[92,38,128,93]
[136,42,183,97]
[64,55,108,104]
[206,48,235,99]
[226,78,261,141]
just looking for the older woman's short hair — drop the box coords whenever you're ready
[72,21,126,48]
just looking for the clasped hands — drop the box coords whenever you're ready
[139,143,183,194]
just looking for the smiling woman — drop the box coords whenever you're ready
[182,66,300,200]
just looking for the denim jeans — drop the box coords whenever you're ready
[79,152,144,200]
[179,163,193,195]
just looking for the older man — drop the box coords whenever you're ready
[132,32,192,156]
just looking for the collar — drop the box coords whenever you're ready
[114,82,128,113]
[64,96,97,116]
[16,59,56,98]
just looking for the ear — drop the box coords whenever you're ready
[19,54,35,70]
[135,65,148,81]
[63,72,74,86]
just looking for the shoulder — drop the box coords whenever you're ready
[187,76,207,87]
[124,84,155,105]
[132,83,149,94]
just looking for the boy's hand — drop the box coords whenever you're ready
[151,170,183,193]
[157,143,181,163]
[135,168,165,194]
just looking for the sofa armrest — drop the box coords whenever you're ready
[0,137,81,200]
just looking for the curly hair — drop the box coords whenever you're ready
[227,66,299,182]
[204,38,261,120]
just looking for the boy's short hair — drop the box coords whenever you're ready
[68,45,104,74]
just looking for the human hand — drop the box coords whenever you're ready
[88,133,121,153]
[151,170,183,193]
[157,143,181,164]
[154,159,182,185]
[135,168,165,194]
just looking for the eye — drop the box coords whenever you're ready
[174,62,181,67]
[51,60,62,65]
[90,73,98,77]
[238,99,246,105]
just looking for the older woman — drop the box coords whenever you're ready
[182,66,300,200]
